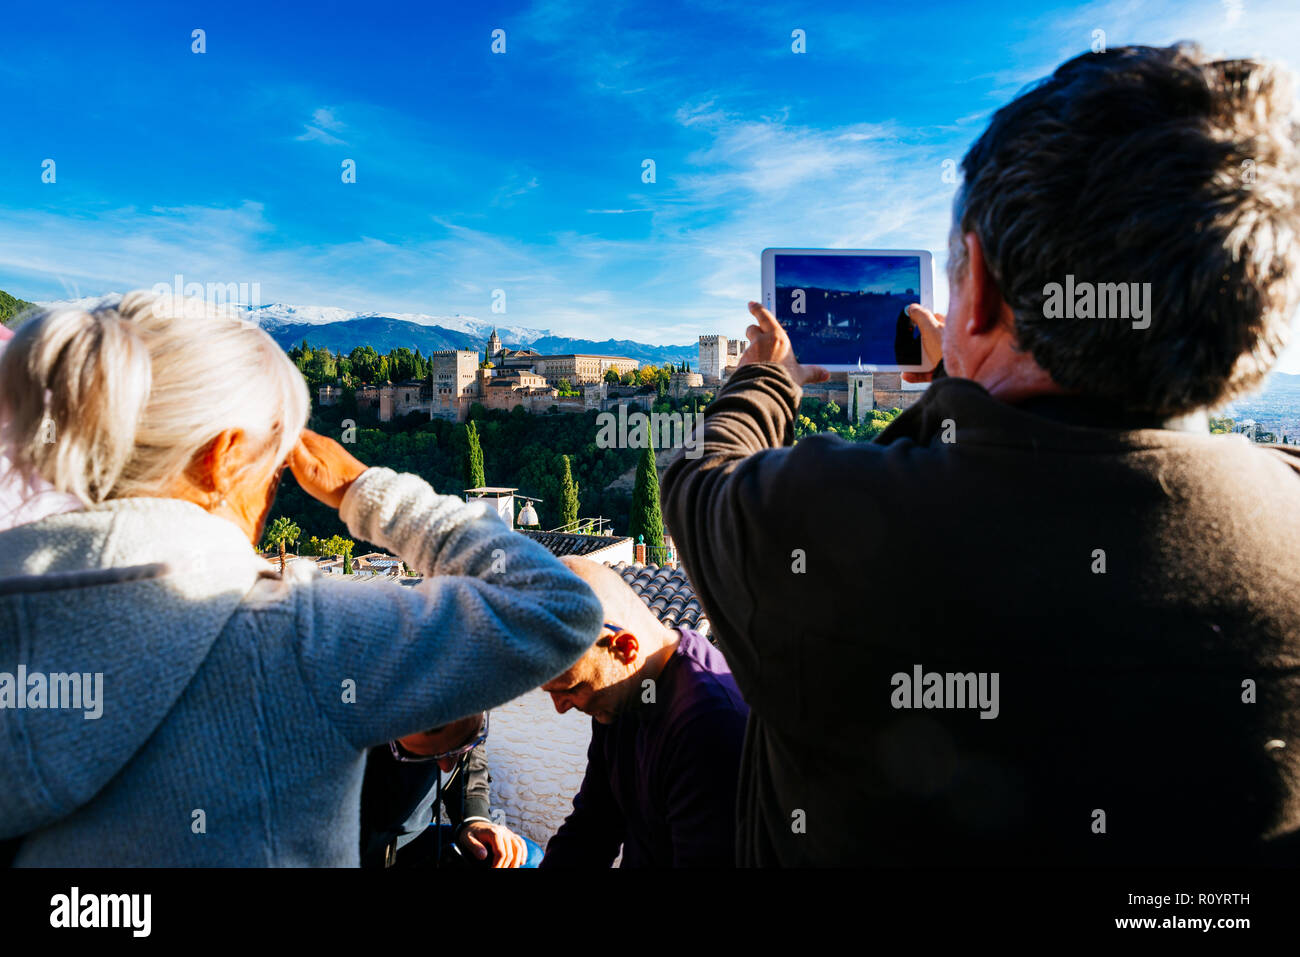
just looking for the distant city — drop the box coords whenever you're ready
[5,289,1297,441]
[1216,372,1300,443]
[317,324,929,424]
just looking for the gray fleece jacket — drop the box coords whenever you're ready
[0,467,603,866]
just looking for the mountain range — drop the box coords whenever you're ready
[15,296,700,368]
[260,313,699,368]
[7,292,1300,427]
[243,303,701,367]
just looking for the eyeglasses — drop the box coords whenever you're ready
[388,712,490,763]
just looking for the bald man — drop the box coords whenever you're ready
[539,557,749,868]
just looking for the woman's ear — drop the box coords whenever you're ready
[196,428,245,503]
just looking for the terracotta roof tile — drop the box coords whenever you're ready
[607,561,711,639]
[518,530,632,559]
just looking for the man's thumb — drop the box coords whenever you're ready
[905,303,942,331]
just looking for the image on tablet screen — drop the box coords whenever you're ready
[773,254,923,367]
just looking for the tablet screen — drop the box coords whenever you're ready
[772,253,924,367]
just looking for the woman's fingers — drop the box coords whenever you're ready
[288,429,368,511]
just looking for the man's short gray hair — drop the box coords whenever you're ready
[950,43,1300,417]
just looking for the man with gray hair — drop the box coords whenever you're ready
[662,44,1300,867]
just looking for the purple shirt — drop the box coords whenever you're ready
[541,628,749,868]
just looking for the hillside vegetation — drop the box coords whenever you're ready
[0,289,35,326]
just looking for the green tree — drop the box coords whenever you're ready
[1209,415,1234,435]
[301,533,355,572]
[465,421,486,489]
[604,368,621,385]
[629,438,665,559]
[261,516,300,575]
[324,534,355,574]
[559,454,580,530]
[348,345,381,383]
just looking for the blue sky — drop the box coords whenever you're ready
[2,0,1299,372]
[776,255,921,296]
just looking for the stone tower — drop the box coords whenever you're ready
[487,328,502,360]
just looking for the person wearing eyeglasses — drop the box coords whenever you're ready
[360,711,541,868]
[539,556,749,868]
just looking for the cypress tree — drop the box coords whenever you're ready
[559,454,580,530]
[848,381,856,424]
[465,421,486,489]
[629,436,666,559]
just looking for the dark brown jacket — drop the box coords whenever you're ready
[661,362,1300,866]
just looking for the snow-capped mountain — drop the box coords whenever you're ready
[34,293,127,312]
[28,294,698,367]
[243,302,549,346]
[34,295,550,345]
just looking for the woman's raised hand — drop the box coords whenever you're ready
[288,429,369,511]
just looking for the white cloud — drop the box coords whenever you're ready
[296,106,347,145]
[492,172,541,207]
[4,0,1299,370]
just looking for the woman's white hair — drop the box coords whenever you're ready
[0,290,310,506]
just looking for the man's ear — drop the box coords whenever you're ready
[963,232,1012,336]
[610,632,639,665]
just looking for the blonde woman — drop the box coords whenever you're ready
[0,321,78,530]
[0,292,602,866]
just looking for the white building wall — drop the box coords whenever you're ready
[589,538,634,566]
[486,689,594,847]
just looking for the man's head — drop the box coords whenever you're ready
[943,43,1300,417]
[540,557,678,724]
[395,712,488,773]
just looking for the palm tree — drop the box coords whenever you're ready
[262,516,301,575]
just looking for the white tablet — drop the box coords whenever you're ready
[761,247,937,373]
